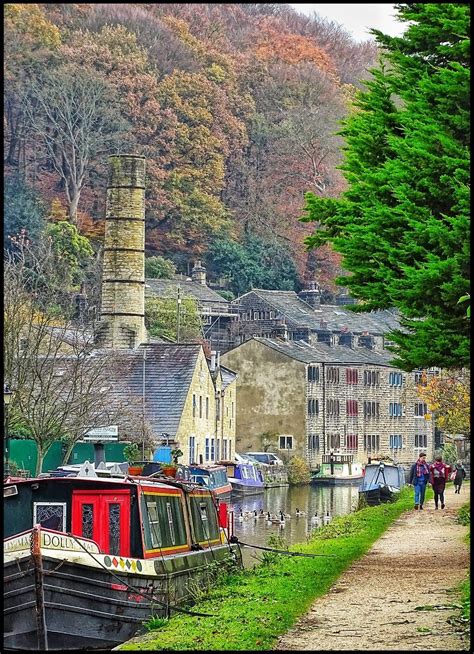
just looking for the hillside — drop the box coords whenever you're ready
[4,3,378,295]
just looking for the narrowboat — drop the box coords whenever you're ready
[188,464,232,497]
[311,453,363,485]
[359,461,405,505]
[4,462,240,651]
[222,460,265,495]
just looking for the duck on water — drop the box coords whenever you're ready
[3,462,240,651]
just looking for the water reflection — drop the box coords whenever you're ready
[229,485,360,567]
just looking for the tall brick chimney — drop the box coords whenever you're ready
[95,154,148,349]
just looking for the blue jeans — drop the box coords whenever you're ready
[414,480,427,506]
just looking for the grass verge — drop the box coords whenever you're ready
[448,499,470,644]
[119,486,416,651]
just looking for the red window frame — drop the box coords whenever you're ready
[346,400,358,417]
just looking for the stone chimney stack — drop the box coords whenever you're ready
[191,260,207,286]
[95,154,148,349]
[298,281,321,309]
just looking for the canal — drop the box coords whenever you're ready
[229,484,360,567]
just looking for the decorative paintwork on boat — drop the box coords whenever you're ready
[222,462,265,495]
[3,470,240,651]
[188,464,232,496]
[359,461,405,505]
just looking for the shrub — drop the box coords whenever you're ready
[287,456,311,485]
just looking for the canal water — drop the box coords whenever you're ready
[229,484,360,567]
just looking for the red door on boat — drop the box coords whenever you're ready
[71,490,131,556]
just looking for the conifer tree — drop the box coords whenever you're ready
[302,3,470,370]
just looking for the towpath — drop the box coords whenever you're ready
[276,484,470,651]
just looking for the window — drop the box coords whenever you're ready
[205,438,210,461]
[414,402,428,417]
[327,433,340,449]
[307,366,319,383]
[389,372,403,386]
[166,502,176,545]
[192,394,196,418]
[189,436,195,464]
[389,402,403,417]
[364,434,380,451]
[33,502,66,531]
[389,434,403,449]
[346,400,358,417]
[346,368,358,384]
[346,433,358,450]
[279,435,293,450]
[205,397,209,420]
[364,370,380,386]
[199,396,202,418]
[414,371,427,386]
[216,396,220,420]
[222,439,227,460]
[308,434,319,452]
[108,503,121,556]
[364,401,380,418]
[210,438,215,461]
[415,434,428,448]
[81,504,94,539]
[326,399,340,416]
[326,367,340,383]
[145,502,162,548]
[307,398,319,415]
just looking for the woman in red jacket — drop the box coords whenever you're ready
[429,454,451,509]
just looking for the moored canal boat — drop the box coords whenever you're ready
[188,464,232,497]
[221,460,265,495]
[359,461,405,505]
[311,453,363,485]
[4,463,240,651]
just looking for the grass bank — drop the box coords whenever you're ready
[119,487,416,651]
[450,499,470,644]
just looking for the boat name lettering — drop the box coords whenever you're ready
[4,532,99,554]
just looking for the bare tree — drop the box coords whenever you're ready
[4,235,150,474]
[22,64,129,223]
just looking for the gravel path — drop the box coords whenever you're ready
[276,485,470,651]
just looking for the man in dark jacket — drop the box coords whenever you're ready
[408,452,430,510]
[453,461,467,493]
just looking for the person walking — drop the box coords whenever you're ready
[429,454,450,509]
[453,461,467,494]
[409,452,430,510]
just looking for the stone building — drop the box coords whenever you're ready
[230,287,400,351]
[145,261,239,352]
[222,337,435,468]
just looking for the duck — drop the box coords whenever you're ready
[295,508,306,517]
[280,510,291,520]
[310,512,321,527]
[238,511,244,522]
[323,511,331,525]
[257,509,266,519]
[266,511,273,525]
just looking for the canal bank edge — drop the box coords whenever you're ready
[117,485,435,651]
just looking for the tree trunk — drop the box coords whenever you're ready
[61,440,76,467]
[68,190,81,224]
[35,447,46,477]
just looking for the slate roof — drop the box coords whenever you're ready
[253,337,396,367]
[104,343,202,438]
[145,278,229,304]
[239,289,400,335]
[220,365,237,390]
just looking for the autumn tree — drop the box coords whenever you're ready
[22,64,129,222]
[418,370,470,437]
[302,4,470,370]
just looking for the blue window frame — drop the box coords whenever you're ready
[189,436,195,464]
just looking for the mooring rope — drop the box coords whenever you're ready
[230,537,337,558]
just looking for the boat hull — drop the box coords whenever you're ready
[311,475,363,486]
[4,545,238,651]
[229,481,265,495]
[359,486,399,506]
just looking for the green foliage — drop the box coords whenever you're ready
[440,442,458,466]
[301,4,470,371]
[456,503,470,527]
[208,234,299,296]
[145,256,176,279]
[123,443,140,464]
[287,456,311,486]
[144,616,168,632]
[7,423,33,440]
[170,448,183,464]
[45,221,94,286]
[4,175,47,245]
[145,296,203,342]
[216,289,235,301]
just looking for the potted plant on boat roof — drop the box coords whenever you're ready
[123,443,143,476]
[161,448,183,478]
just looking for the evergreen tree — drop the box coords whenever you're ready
[302,3,470,370]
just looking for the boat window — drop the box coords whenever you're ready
[166,502,176,545]
[33,502,66,532]
[189,495,219,544]
[81,504,94,539]
[241,466,248,479]
[145,501,162,548]
[109,503,121,556]
[199,503,210,540]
